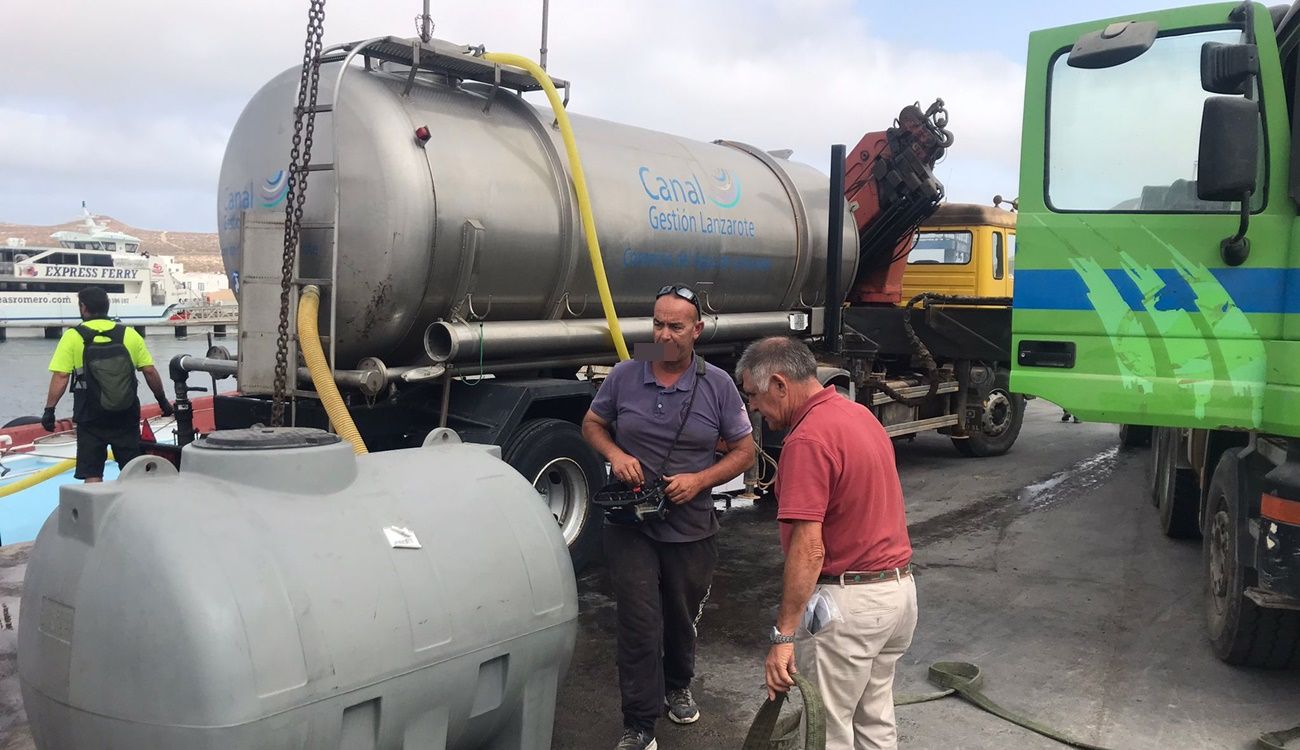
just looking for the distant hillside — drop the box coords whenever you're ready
[0,215,224,273]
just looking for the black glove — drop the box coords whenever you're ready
[40,407,56,432]
[157,398,175,417]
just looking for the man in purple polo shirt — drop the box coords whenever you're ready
[583,284,755,750]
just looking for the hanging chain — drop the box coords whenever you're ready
[271,0,328,427]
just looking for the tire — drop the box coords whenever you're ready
[502,418,605,573]
[1120,424,1153,448]
[1150,427,1200,538]
[1203,452,1300,667]
[952,372,1025,458]
[1146,428,1164,508]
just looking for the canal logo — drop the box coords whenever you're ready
[259,170,289,209]
[705,168,741,209]
[639,166,742,209]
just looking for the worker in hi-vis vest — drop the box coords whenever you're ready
[42,286,174,483]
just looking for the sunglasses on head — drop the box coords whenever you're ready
[656,284,701,313]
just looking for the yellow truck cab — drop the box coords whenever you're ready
[900,202,1016,302]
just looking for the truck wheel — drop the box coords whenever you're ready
[1146,429,1163,507]
[952,380,1025,458]
[1204,453,1300,667]
[503,418,604,573]
[1151,427,1200,538]
[1119,424,1152,447]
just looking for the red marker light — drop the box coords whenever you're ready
[414,126,431,144]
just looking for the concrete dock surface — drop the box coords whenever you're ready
[554,401,1300,749]
[0,401,1296,748]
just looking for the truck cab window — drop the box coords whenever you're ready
[1048,28,1257,213]
[992,231,1004,280]
[909,231,972,265]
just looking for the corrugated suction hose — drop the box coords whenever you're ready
[298,285,367,455]
[480,51,630,362]
[742,673,825,750]
[893,661,1298,749]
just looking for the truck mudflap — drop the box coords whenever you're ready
[1259,445,1300,602]
[1258,496,1300,597]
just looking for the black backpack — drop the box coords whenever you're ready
[72,324,139,423]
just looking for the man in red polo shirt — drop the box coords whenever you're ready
[737,336,916,750]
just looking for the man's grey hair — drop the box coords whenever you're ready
[735,336,818,392]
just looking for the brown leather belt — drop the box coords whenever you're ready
[817,563,912,586]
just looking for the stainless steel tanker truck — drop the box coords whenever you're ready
[172,35,1023,570]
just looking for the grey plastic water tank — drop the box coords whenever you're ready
[18,427,578,749]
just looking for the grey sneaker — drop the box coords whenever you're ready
[665,687,700,724]
[614,727,657,750]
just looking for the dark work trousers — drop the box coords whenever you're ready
[604,524,719,733]
[74,419,142,480]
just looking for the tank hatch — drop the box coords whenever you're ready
[194,427,341,451]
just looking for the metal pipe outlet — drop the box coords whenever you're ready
[175,356,388,396]
[424,311,817,364]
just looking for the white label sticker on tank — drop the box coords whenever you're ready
[383,526,422,549]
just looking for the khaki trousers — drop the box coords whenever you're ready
[795,575,918,750]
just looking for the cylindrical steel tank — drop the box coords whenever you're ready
[18,428,577,749]
[218,53,859,367]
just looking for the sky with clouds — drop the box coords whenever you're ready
[1,0,1183,232]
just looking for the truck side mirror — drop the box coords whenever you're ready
[1067,20,1158,69]
[1201,41,1259,94]
[1197,97,1258,201]
[1197,96,1259,266]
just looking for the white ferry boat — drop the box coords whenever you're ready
[0,206,202,326]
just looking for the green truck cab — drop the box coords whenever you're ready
[1012,1,1300,666]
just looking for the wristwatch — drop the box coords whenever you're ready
[769,626,795,645]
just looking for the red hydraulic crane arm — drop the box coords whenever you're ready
[843,100,952,305]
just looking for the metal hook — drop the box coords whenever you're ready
[700,289,723,315]
[797,289,826,308]
[465,293,493,321]
[552,82,571,129]
[561,292,588,318]
[402,41,421,97]
[483,64,502,114]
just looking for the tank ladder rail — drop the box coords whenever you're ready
[281,36,386,390]
[315,38,385,384]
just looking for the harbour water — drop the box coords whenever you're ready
[0,330,238,427]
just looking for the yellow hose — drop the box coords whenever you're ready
[0,447,115,498]
[481,51,631,361]
[298,286,368,454]
[0,458,76,498]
